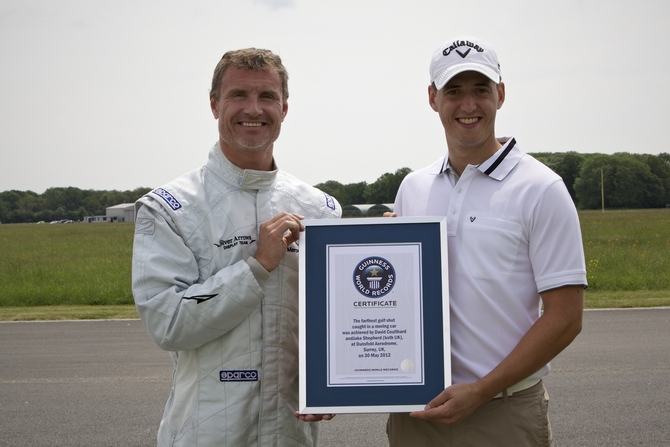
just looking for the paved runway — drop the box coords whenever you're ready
[1,308,669,446]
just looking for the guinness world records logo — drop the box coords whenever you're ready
[353,256,396,298]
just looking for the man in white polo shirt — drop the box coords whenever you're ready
[386,36,587,446]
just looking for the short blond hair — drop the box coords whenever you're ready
[210,48,289,102]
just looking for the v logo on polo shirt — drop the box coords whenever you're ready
[470,216,476,222]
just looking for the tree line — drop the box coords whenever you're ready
[314,168,412,207]
[1,152,668,224]
[316,152,670,211]
[0,187,152,224]
[315,152,670,209]
[532,152,670,209]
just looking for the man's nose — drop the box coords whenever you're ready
[244,96,263,115]
[460,94,477,112]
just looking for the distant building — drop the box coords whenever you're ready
[342,203,394,218]
[83,203,135,223]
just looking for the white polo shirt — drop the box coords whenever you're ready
[394,138,587,384]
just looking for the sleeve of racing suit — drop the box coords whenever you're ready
[132,202,266,351]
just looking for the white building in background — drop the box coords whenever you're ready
[83,203,135,223]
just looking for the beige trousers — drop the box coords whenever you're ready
[386,380,553,447]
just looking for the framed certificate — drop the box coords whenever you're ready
[298,216,450,414]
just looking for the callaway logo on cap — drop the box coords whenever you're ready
[429,36,501,90]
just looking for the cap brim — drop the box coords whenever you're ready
[433,63,500,90]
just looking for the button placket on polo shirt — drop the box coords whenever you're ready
[447,165,477,237]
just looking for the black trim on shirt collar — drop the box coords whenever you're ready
[484,138,516,176]
[439,157,449,175]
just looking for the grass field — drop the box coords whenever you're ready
[579,209,670,290]
[0,223,134,307]
[0,209,668,321]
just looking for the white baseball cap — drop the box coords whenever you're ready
[429,36,501,90]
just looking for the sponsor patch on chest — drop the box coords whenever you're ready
[220,370,259,382]
[214,235,256,249]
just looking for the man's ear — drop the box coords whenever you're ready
[210,94,219,119]
[497,82,505,110]
[281,100,288,121]
[428,85,438,112]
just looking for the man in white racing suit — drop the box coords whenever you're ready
[132,48,340,447]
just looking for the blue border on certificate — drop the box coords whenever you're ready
[299,217,449,413]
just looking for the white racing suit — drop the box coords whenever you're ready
[132,143,341,446]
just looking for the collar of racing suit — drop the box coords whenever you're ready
[208,142,279,191]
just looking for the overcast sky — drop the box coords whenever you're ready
[1,0,668,194]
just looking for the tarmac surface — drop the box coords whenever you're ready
[1,308,669,446]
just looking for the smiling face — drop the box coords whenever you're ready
[429,71,505,165]
[210,67,288,171]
